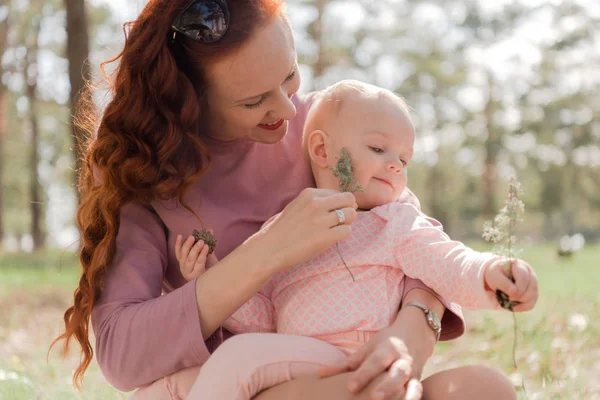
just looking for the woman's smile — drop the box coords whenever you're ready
[258,118,285,130]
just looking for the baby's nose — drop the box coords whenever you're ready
[388,161,403,174]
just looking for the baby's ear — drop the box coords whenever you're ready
[306,129,329,168]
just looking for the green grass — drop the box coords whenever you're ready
[1,245,599,399]
[426,244,600,399]
[0,251,81,292]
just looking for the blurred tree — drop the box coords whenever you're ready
[457,1,531,219]
[517,0,600,239]
[23,8,44,249]
[0,6,8,246]
[65,0,91,201]
[305,0,328,79]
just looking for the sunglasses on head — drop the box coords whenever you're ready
[171,0,230,43]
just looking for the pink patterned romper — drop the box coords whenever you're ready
[184,201,501,400]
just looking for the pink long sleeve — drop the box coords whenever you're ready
[224,233,277,334]
[391,204,500,310]
[91,202,218,392]
[223,290,276,333]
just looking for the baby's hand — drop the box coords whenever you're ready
[176,234,216,281]
[484,258,538,312]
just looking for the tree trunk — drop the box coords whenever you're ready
[482,71,498,219]
[0,88,6,247]
[64,0,92,202]
[427,164,451,234]
[25,23,44,250]
[306,0,328,86]
[0,16,8,246]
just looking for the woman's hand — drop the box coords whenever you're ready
[319,326,424,400]
[319,288,444,400]
[254,188,358,273]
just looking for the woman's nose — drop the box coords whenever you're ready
[276,89,297,121]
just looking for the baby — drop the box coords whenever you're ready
[176,80,538,400]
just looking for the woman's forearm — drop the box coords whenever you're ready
[194,237,278,339]
[391,288,447,378]
[402,287,446,319]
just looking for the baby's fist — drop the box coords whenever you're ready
[484,259,538,312]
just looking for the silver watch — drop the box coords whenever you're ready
[404,301,442,342]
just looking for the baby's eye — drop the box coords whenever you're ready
[400,158,408,166]
[369,146,384,154]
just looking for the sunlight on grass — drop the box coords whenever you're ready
[1,244,599,399]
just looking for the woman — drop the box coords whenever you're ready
[52,0,517,399]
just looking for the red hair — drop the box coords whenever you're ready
[50,0,283,390]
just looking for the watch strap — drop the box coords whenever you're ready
[404,300,441,342]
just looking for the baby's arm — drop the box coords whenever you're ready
[393,205,530,310]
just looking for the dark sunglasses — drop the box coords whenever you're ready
[171,0,230,43]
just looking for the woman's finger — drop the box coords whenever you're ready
[328,207,357,228]
[348,346,397,393]
[345,335,373,370]
[318,361,351,378]
[370,358,411,400]
[404,378,423,400]
[313,191,357,213]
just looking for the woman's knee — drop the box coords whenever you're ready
[422,365,517,400]
[465,365,516,399]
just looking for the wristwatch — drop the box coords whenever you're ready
[404,301,442,342]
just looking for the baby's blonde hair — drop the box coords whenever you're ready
[303,80,412,150]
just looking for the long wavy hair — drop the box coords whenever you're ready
[50,0,283,390]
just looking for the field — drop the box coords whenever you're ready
[1,245,598,399]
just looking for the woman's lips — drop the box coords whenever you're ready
[258,119,284,131]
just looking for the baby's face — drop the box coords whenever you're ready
[328,95,415,209]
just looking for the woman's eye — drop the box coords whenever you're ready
[369,146,384,154]
[245,98,265,109]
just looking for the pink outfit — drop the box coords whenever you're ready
[179,204,501,400]
[226,203,499,342]
[91,92,465,398]
[182,203,503,400]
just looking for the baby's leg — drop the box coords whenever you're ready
[421,365,517,400]
[185,333,347,400]
[130,366,201,400]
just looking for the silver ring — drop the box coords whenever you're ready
[335,209,346,226]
